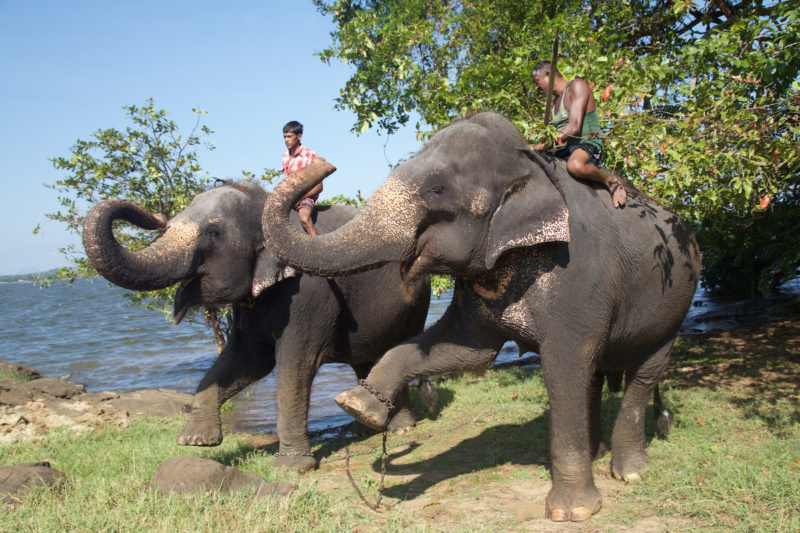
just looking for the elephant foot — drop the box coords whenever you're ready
[545,483,602,522]
[176,416,223,446]
[611,450,651,482]
[387,408,416,435]
[334,384,390,431]
[274,452,316,474]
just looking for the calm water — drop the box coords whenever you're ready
[1,278,796,434]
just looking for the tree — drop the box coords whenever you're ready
[314,0,800,296]
[42,99,235,351]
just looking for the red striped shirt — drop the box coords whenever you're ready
[282,146,318,176]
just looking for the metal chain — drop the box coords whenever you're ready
[357,379,395,411]
[274,451,314,457]
[333,406,509,512]
[320,406,508,465]
[345,431,389,511]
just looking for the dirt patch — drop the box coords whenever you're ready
[666,318,800,402]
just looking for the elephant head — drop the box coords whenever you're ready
[263,112,570,279]
[84,181,298,324]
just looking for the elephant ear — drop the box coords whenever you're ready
[485,157,570,270]
[252,246,298,297]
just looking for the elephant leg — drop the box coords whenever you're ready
[178,336,275,446]
[610,339,673,482]
[273,342,326,474]
[387,388,416,435]
[335,304,506,431]
[351,363,416,436]
[539,337,603,522]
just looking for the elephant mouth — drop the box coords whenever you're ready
[400,244,435,284]
[173,277,201,325]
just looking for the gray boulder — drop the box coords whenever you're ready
[150,456,295,500]
[0,462,64,509]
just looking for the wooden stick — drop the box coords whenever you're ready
[543,35,560,127]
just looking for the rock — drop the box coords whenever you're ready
[0,377,85,407]
[0,379,33,407]
[0,361,42,381]
[150,456,295,500]
[0,462,64,509]
[103,389,191,418]
[0,361,192,443]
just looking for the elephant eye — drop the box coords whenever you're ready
[429,185,444,194]
[205,228,221,239]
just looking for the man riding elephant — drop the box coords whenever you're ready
[529,61,627,208]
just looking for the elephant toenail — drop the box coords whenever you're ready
[570,506,592,521]
[550,508,569,521]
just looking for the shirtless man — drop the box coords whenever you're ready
[529,61,627,208]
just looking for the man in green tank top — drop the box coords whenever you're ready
[528,61,627,208]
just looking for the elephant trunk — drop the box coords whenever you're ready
[263,160,421,276]
[83,200,198,291]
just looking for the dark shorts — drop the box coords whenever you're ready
[294,197,316,211]
[548,143,603,167]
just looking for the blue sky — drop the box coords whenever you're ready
[0,1,421,275]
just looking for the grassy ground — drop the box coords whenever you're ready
[1,319,798,532]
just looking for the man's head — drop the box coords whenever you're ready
[283,121,303,153]
[531,61,562,93]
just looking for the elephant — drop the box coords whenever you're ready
[82,180,430,473]
[262,112,701,520]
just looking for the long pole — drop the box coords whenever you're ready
[543,35,560,127]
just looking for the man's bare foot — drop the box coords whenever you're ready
[607,178,627,208]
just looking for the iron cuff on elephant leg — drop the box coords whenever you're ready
[358,379,395,411]
[274,451,314,457]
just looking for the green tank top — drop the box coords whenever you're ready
[551,81,603,150]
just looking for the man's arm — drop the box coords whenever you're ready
[304,182,323,199]
[557,79,590,145]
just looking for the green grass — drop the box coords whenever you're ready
[0,368,33,382]
[2,329,799,532]
[1,418,368,532]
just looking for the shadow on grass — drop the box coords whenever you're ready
[352,387,666,502]
[373,414,552,501]
[666,317,800,434]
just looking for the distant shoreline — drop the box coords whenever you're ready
[0,269,86,284]
[0,268,63,283]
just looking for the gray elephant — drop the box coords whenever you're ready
[82,180,430,473]
[263,112,701,520]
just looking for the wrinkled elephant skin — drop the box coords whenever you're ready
[83,180,430,473]
[264,112,701,519]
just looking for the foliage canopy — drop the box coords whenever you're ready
[314,0,800,296]
[44,100,233,349]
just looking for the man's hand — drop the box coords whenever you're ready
[529,142,548,152]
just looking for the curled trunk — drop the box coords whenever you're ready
[263,160,420,276]
[83,200,198,291]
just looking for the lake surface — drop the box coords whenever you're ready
[1,278,796,434]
